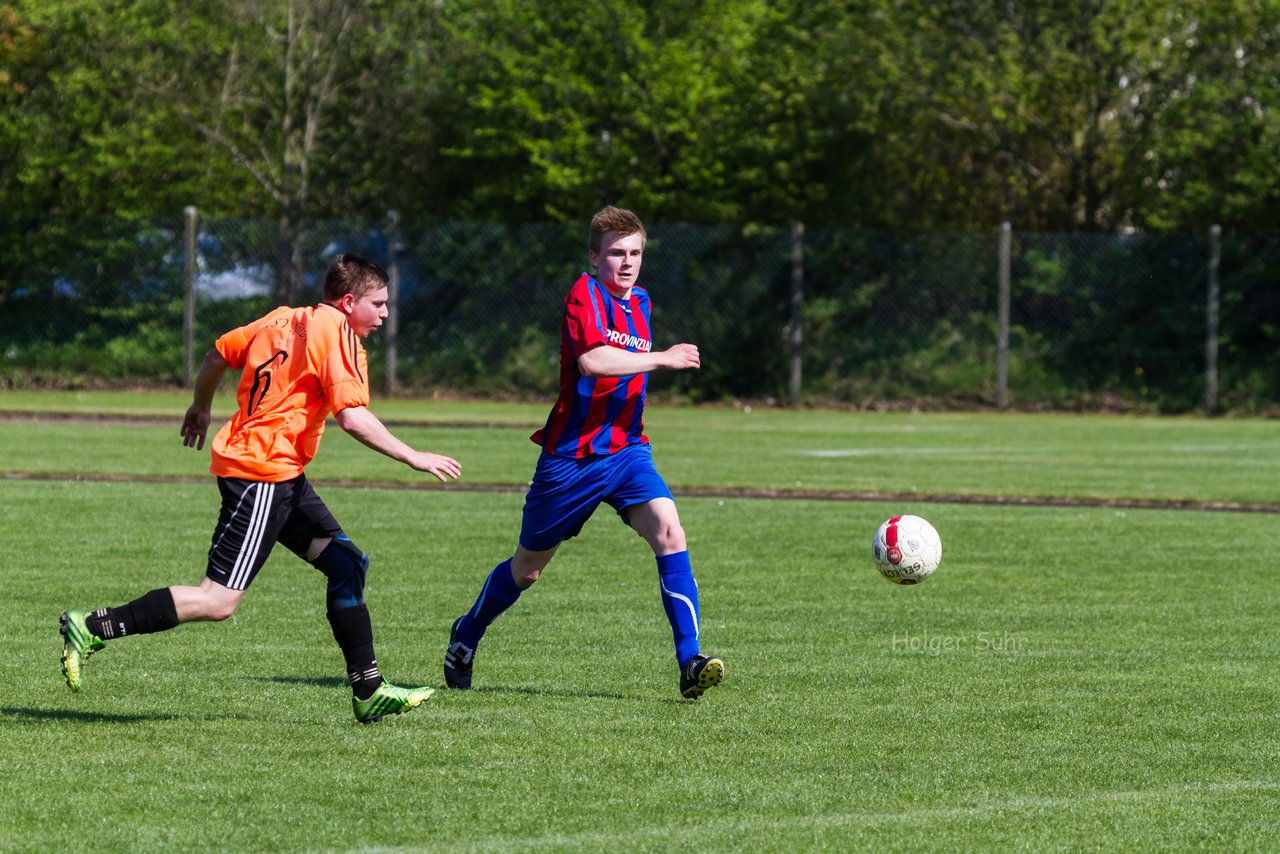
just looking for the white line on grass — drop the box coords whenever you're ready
[355,778,1279,853]
[794,443,1280,458]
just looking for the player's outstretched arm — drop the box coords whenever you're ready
[335,405,462,483]
[578,342,700,377]
[181,348,229,451]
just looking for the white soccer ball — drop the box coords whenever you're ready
[871,515,942,585]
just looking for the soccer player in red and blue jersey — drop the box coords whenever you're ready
[444,206,724,699]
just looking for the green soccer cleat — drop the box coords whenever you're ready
[352,681,435,724]
[679,654,724,699]
[60,609,105,692]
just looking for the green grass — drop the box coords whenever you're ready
[4,397,1280,504]
[0,388,549,424]
[2,393,1279,851]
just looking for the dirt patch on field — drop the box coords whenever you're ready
[0,412,536,429]
[6,470,1278,514]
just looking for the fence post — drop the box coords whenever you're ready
[183,205,198,386]
[385,210,401,396]
[996,222,1011,411]
[788,221,804,407]
[1205,224,1221,416]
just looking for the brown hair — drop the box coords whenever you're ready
[322,253,388,303]
[589,206,647,255]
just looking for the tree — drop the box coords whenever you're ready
[715,0,914,227]
[0,3,37,96]
[143,0,373,302]
[5,0,1280,243]
[1116,0,1280,234]
[431,0,768,222]
[863,0,1172,231]
[1,1,233,305]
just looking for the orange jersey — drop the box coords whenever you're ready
[209,303,370,481]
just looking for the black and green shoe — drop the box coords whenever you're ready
[353,681,434,724]
[60,609,105,692]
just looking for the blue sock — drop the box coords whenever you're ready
[457,559,524,647]
[656,551,701,666]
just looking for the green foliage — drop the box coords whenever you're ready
[0,4,38,96]
[1118,1,1280,233]
[4,0,1279,235]
[2,299,182,383]
[1008,232,1211,410]
[798,228,998,404]
[6,219,1276,412]
[6,2,1280,408]
[432,0,763,221]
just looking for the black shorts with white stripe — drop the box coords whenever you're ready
[206,474,342,591]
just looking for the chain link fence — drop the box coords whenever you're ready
[1,215,1271,413]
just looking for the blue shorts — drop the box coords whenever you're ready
[519,442,674,552]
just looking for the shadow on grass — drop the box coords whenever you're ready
[253,675,347,688]
[253,675,689,705]
[1,706,179,723]
[468,685,688,704]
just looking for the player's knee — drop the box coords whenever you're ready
[312,533,368,610]
[195,582,243,621]
[649,521,686,554]
[510,560,542,587]
[196,589,240,621]
[513,565,542,586]
[511,552,550,587]
[206,601,239,622]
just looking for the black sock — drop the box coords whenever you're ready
[327,603,382,700]
[85,588,179,639]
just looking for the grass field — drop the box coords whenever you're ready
[2,392,1279,852]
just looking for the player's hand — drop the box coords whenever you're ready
[662,343,700,370]
[409,451,462,483]
[181,405,212,450]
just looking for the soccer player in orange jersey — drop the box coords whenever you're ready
[59,253,461,724]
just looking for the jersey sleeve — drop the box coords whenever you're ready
[214,307,288,368]
[315,315,370,414]
[564,277,609,357]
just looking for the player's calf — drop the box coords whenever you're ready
[60,589,181,692]
[312,533,368,611]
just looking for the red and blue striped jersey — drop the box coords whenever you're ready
[532,273,653,458]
